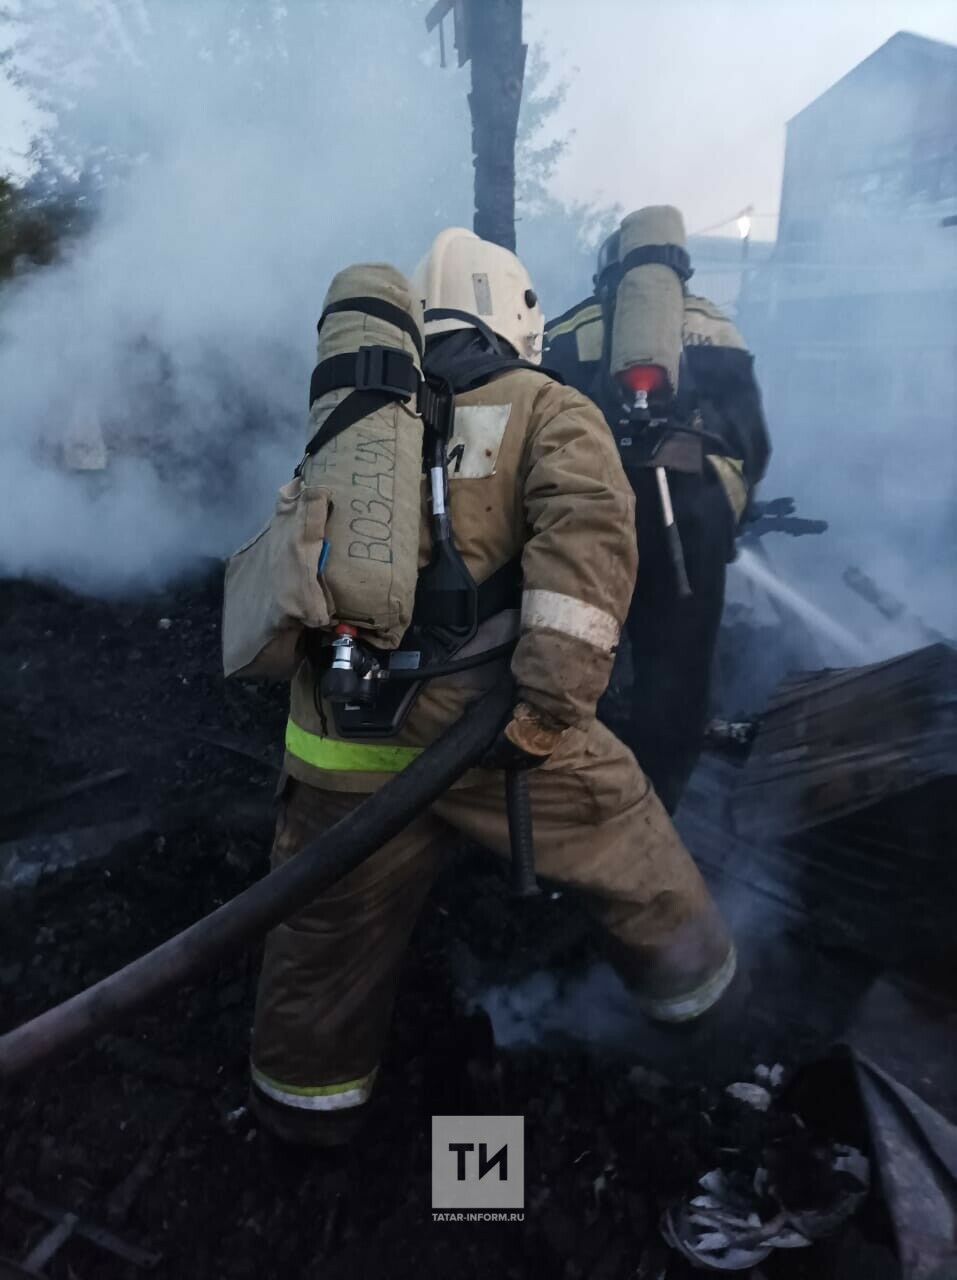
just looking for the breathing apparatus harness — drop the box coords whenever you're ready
[590,237,730,462]
[302,300,557,741]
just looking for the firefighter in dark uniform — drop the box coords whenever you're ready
[545,215,772,813]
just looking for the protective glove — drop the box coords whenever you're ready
[481,701,570,770]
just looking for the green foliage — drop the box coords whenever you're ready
[514,37,620,314]
[0,175,87,281]
[517,40,572,212]
[1,177,50,276]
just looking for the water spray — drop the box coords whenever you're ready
[733,547,871,663]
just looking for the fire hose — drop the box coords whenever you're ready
[0,679,518,1083]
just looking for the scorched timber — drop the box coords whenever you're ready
[733,643,956,841]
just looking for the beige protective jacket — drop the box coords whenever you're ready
[284,367,637,791]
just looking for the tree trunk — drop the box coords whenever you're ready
[467,0,526,251]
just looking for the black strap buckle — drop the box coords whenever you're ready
[419,378,456,440]
[354,345,418,401]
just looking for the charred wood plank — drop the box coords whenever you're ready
[106,1100,190,1222]
[4,1188,161,1269]
[734,643,956,839]
[0,769,128,827]
[20,1214,78,1273]
[0,1258,46,1279]
[0,817,152,892]
[684,753,953,967]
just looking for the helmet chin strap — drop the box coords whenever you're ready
[424,308,502,354]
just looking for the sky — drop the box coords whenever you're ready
[2,1,956,238]
[524,0,957,238]
[0,45,47,181]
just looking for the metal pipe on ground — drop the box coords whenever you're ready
[0,680,514,1082]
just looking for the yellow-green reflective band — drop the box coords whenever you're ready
[285,719,423,773]
[545,303,602,342]
[251,1065,377,1111]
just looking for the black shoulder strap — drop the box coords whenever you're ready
[309,346,419,408]
[318,296,424,361]
[296,389,394,476]
[429,348,563,394]
[424,307,502,354]
[476,557,522,623]
[619,243,694,283]
[452,356,565,393]
[302,294,423,471]
[414,554,523,632]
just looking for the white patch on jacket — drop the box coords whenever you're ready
[446,404,512,479]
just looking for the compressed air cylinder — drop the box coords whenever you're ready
[306,262,424,649]
[610,205,687,395]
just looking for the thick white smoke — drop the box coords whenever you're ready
[742,215,957,652]
[3,1,954,660]
[0,1,473,592]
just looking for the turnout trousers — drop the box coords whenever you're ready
[250,719,734,1144]
[621,466,736,815]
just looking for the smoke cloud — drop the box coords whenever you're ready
[741,214,957,659]
[0,1,474,592]
[1,2,953,681]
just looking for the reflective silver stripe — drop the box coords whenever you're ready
[521,589,620,652]
[638,945,737,1024]
[250,1064,377,1111]
[655,466,676,527]
[430,466,446,516]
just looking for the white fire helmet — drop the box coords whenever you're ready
[411,227,544,364]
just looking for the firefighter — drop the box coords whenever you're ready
[545,214,772,814]
[249,229,736,1146]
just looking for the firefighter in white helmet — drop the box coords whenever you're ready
[249,228,736,1146]
[413,226,545,362]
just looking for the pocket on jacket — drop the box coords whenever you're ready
[222,478,336,680]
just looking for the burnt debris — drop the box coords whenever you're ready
[1,569,954,1278]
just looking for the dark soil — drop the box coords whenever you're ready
[0,570,905,1278]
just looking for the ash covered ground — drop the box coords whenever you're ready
[0,568,904,1278]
